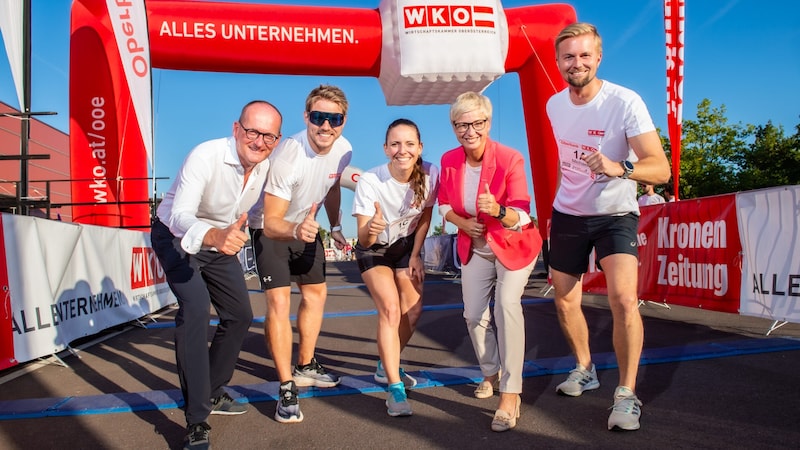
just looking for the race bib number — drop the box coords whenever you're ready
[387,217,413,243]
[562,145,598,180]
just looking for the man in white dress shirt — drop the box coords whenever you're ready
[152,101,282,449]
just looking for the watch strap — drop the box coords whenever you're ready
[494,205,507,220]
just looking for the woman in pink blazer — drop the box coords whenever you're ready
[438,91,541,432]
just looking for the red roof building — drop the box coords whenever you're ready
[0,100,72,221]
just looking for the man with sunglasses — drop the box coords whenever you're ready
[152,100,282,449]
[249,85,352,424]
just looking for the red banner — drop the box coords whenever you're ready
[665,0,684,199]
[584,194,743,314]
[0,215,15,370]
[147,1,383,76]
[69,0,151,229]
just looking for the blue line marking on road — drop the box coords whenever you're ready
[1,337,798,420]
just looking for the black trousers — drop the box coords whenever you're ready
[151,220,253,424]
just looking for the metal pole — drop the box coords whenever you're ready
[19,0,32,215]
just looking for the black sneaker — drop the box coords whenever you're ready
[292,357,341,388]
[210,392,248,415]
[275,380,304,423]
[183,422,210,450]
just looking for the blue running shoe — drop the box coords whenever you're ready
[374,360,417,388]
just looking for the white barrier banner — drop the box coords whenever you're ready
[3,214,175,364]
[737,186,800,322]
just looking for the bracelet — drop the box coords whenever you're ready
[331,225,342,232]
[292,222,301,240]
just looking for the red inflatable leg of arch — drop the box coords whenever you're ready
[505,4,575,234]
[70,0,575,237]
[70,0,151,229]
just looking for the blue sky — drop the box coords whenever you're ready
[2,0,799,238]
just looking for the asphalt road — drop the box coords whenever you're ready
[1,260,798,449]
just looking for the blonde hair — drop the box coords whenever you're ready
[554,22,602,55]
[449,91,492,123]
[305,84,349,115]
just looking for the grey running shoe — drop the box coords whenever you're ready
[183,422,210,450]
[386,385,412,417]
[608,386,642,431]
[293,357,341,388]
[556,363,600,396]
[275,381,304,423]
[210,392,248,415]
[374,360,417,388]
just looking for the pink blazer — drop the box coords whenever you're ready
[438,140,541,270]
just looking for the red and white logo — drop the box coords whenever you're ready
[403,5,495,28]
[588,129,605,137]
[130,247,167,289]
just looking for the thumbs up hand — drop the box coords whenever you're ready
[477,183,498,216]
[210,213,249,255]
[368,201,386,237]
[294,203,320,243]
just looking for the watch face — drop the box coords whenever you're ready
[620,160,634,179]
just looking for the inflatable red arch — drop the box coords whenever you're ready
[69,0,575,235]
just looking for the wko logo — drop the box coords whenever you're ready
[131,247,167,289]
[403,5,496,29]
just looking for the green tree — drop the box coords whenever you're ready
[431,223,445,236]
[678,99,751,199]
[734,121,800,191]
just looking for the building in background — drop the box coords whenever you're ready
[0,100,72,221]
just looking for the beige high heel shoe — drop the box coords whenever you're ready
[491,395,521,432]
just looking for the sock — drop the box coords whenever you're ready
[388,382,406,401]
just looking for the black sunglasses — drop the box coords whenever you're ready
[308,110,345,128]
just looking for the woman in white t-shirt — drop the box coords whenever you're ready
[352,118,439,417]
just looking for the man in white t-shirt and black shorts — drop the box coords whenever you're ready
[248,85,352,424]
[545,23,671,432]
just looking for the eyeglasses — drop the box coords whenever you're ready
[308,110,345,128]
[453,118,488,133]
[239,122,280,145]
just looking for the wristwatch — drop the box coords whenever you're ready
[494,205,507,220]
[619,160,634,179]
[330,225,342,232]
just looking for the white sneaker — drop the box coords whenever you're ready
[607,386,642,431]
[556,363,600,396]
[292,357,340,388]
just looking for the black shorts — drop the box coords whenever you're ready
[250,228,326,290]
[355,236,414,273]
[549,209,639,275]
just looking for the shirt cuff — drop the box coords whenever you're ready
[506,207,531,230]
[181,221,214,254]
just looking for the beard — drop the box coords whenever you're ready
[567,71,594,88]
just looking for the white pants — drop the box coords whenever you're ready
[460,252,535,394]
